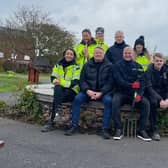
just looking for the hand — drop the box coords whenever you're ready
[132,81,140,89]
[53,79,60,85]
[160,100,167,109]
[83,47,89,58]
[86,90,95,98]
[93,92,102,100]
[135,95,142,103]
[165,99,168,107]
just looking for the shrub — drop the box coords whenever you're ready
[17,89,42,121]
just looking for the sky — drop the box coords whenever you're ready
[1,0,168,55]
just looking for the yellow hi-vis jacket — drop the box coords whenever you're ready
[95,38,108,53]
[74,40,97,67]
[51,63,81,94]
[136,55,150,72]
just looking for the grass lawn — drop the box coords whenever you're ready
[0,72,50,93]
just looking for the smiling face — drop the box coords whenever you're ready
[153,54,165,71]
[115,31,124,44]
[94,47,104,62]
[123,47,134,61]
[96,31,104,41]
[64,49,75,62]
[135,44,144,54]
[82,31,91,43]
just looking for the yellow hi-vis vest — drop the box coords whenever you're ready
[74,43,97,67]
[95,38,108,53]
[136,55,150,72]
[51,64,81,93]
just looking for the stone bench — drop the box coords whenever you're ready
[26,84,139,137]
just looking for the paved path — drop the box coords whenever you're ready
[0,118,168,168]
[0,92,21,106]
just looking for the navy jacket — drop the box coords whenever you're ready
[105,41,128,64]
[112,60,145,96]
[80,58,113,95]
[145,63,168,100]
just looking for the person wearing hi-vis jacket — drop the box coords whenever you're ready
[74,29,97,67]
[112,47,151,142]
[41,48,81,132]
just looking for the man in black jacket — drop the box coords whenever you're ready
[105,30,128,64]
[65,47,113,139]
[145,53,168,141]
[112,47,151,141]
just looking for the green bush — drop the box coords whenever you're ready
[0,62,4,72]
[17,89,42,120]
[158,109,168,130]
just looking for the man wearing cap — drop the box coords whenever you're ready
[95,27,108,53]
[74,28,97,67]
[105,30,128,64]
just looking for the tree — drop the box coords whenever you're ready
[2,5,76,64]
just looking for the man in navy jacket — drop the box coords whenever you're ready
[145,53,168,141]
[112,47,151,141]
[105,30,128,64]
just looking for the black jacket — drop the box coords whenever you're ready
[105,41,128,64]
[145,63,168,100]
[112,60,145,96]
[80,58,113,95]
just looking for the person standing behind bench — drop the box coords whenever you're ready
[105,30,128,64]
[65,47,113,139]
[41,48,81,132]
[74,29,97,67]
[134,35,151,72]
[145,53,168,141]
[95,27,108,53]
[112,47,151,141]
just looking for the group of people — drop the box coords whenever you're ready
[41,28,168,142]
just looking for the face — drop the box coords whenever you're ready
[153,56,164,70]
[82,32,91,43]
[64,49,75,62]
[115,32,124,44]
[96,32,104,41]
[123,47,134,61]
[135,44,143,54]
[94,48,104,62]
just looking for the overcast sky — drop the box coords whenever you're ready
[1,0,168,55]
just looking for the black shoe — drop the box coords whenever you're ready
[41,121,55,132]
[113,129,123,140]
[137,130,152,141]
[102,129,111,140]
[151,131,160,141]
[64,126,78,136]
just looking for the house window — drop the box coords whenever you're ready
[0,52,4,58]
[11,53,17,60]
[24,55,30,61]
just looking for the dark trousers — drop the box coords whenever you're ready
[112,92,150,131]
[51,85,76,121]
[71,92,113,129]
[147,94,166,132]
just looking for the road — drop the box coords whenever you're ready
[0,118,168,168]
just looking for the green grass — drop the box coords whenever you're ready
[0,72,50,93]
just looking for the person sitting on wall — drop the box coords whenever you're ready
[112,47,151,141]
[145,53,168,141]
[65,47,113,139]
[41,48,81,132]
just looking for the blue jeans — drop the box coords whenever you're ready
[71,92,112,129]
